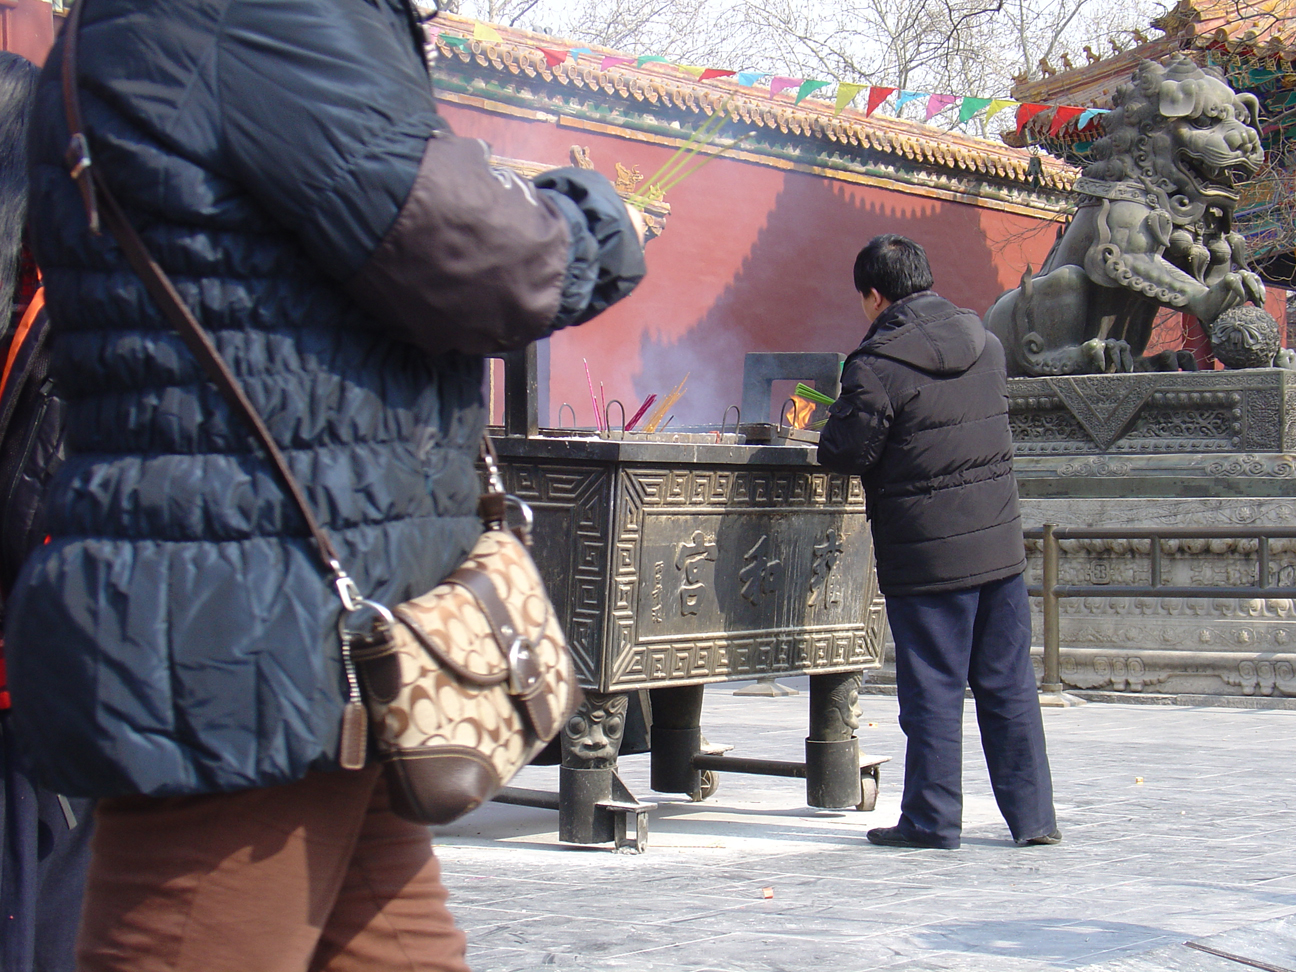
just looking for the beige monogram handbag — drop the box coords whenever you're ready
[61,0,580,826]
[347,449,582,824]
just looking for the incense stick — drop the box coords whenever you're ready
[644,374,688,433]
[626,393,656,431]
[632,107,729,199]
[653,131,757,196]
[628,104,734,208]
[583,359,603,432]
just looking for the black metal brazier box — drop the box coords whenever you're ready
[483,349,890,851]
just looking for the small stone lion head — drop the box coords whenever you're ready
[1084,55,1264,208]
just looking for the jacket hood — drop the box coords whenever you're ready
[859,291,986,375]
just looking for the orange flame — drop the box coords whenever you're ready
[785,394,815,430]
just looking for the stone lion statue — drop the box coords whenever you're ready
[985,56,1267,376]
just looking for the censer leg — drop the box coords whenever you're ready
[806,671,863,809]
[558,691,653,848]
[648,685,705,799]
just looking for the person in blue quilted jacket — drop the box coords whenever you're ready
[7,1,645,969]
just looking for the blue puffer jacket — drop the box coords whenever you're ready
[7,0,644,797]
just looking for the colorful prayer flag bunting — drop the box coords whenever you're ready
[866,87,896,116]
[736,71,763,86]
[1049,105,1084,136]
[678,65,706,78]
[537,47,568,67]
[472,22,502,42]
[637,55,669,67]
[985,99,1017,122]
[894,90,924,112]
[570,47,593,62]
[835,82,866,115]
[770,77,802,97]
[926,93,958,120]
[958,96,992,123]
[601,56,636,70]
[700,68,737,81]
[440,33,470,50]
[1015,103,1048,132]
[1076,107,1109,130]
[795,79,831,104]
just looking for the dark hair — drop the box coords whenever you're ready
[852,235,934,302]
[0,52,38,341]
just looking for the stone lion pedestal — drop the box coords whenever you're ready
[1011,369,1296,703]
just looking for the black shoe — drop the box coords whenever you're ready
[866,825,955,849]
[1015,829,1062,846]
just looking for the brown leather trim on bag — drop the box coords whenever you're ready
[382,746,500,826]
[346,134,569,356]
[453,565,555,739]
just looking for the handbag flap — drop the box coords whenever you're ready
[387,528,567,740]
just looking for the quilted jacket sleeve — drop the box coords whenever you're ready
[216,0,643,354]
[816,357,894,475]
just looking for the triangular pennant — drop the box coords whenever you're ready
[440,34,470,50]
[1077,107,1109,130]
[736,71,763,86]
[678,65,706,78]
[958,96,992,123]
[771,77,802,96]
[700,68,737,81]
[894,90,924,112]
[1015,102,1049,132]
[570,47,593,62]
[795,79,831,103]
[925,93,958,120]
[866,86,896,116]
[537,47,569,68]
[984,98,1017,122]
[835,82,866,115]
[637,55,669,67]
[1049,105,1084,136]
[472,22,502,42]
[600,56,636,70]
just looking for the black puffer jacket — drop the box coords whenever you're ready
[818,291,1025,596]
[7,0,644,797]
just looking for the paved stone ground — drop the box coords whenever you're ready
[432,679,1296,971]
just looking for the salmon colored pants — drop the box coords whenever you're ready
[76,765,470,972]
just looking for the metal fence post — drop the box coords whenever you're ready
[1040,523,1063,696]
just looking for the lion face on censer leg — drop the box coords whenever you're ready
[985,56,1270,377]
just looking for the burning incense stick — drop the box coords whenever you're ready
[583,359,603,432]
[599,382,608,430]
[625,393,656,432]
[631,107,730,202]
[652,131,757,196]
[644,373,688,433]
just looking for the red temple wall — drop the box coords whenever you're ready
[1,0,53,66]
[441,100,1064,425]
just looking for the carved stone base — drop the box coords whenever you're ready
[1019,494,1296,700]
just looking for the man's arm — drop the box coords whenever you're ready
[216,0,643,354]
[816,361,893,474]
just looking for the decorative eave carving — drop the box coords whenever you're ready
[1012,0,1296,108]
[428,12,1077,212]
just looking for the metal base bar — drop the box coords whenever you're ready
[492,787,560,811]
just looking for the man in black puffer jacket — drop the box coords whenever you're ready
[819,235,1056,851]
[7,1,645,968]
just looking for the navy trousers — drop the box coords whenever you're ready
[885,572,1055,848]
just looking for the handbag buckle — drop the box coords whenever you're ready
[506,636,542,696]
